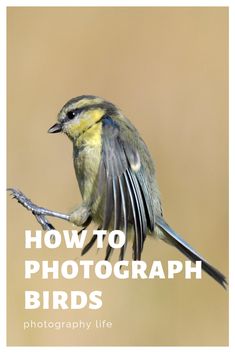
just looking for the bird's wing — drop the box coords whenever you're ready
[95,115,155,261]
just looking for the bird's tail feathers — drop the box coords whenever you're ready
[155,216,227,289]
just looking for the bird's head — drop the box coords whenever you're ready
[48,95,118,140]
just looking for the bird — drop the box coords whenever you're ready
[8,95,227,288]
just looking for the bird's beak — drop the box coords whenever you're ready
[48,123,62,133]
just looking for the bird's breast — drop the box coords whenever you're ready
[73,122,102,203]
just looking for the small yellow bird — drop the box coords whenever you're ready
[9,95,227,288]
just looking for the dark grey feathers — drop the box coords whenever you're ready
[82,115,155,260]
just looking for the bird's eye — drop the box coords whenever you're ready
[67,110,77,120]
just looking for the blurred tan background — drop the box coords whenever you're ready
[7,7,228,346]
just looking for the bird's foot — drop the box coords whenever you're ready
[7,188,55,231]
[8,188,45,214]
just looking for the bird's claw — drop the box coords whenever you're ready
[7,188,55,232]
[8,188,44,215]
[34,214,55,231]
